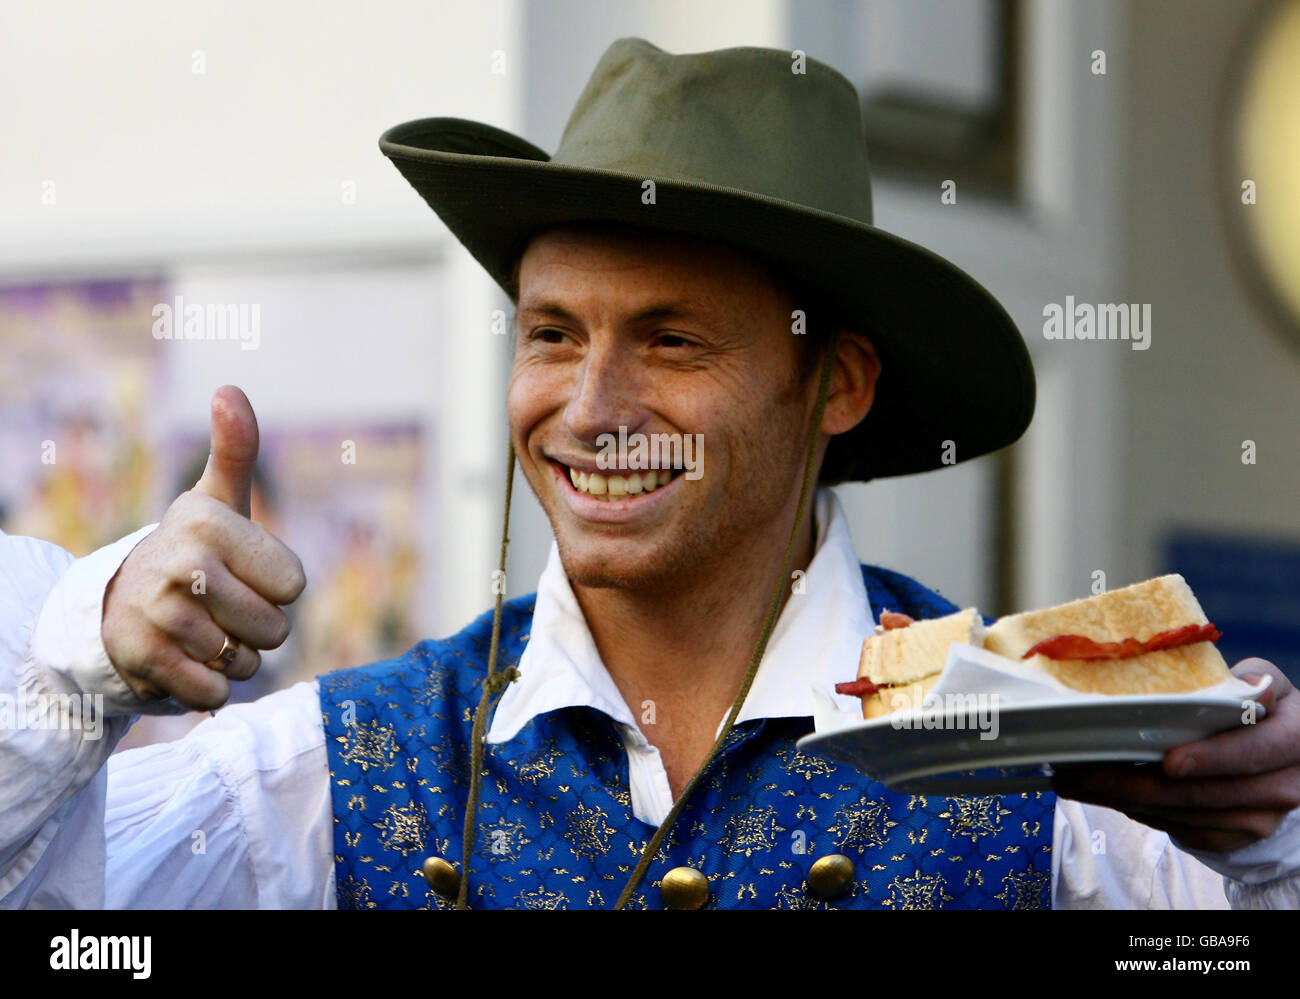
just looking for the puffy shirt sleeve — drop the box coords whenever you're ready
[104,681,334,909]
[0,526,334,909]
[1054,796,1300,908]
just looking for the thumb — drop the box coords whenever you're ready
[195,385,259,518]
[1231,657,1283,711]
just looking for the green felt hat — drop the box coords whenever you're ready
[379,36,1034,482]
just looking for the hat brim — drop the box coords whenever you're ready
[380,117,1034,483]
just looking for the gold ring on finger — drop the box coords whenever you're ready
[205,634,240,672]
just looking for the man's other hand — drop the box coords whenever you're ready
[1052,659,1300,853]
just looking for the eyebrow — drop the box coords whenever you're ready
[516,298,720,330]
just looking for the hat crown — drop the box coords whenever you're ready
[550,38,874,224]
[378,36,1035,483]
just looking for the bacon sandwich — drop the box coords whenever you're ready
[836,575,1231,719]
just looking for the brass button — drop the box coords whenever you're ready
[421,856,461,898]
[808,853,855,900]
[660,866,709,910]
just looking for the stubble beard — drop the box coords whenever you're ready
[523,371,817,596]
[545,445,809,597]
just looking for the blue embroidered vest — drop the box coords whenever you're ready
[318,565,1055,909]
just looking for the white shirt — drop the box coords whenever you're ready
[2,489,1298,908]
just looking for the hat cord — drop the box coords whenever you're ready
[455,437,517,910]
[455,329,839,910]
[611,328,839,909]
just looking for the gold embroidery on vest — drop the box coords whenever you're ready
[996,868,1051,909]
[377,801,428,857]
[564,803,615,861]
[477,817,530,862]
[776,745,837,781]
[338,720,399,773]
[720,804,782,857]
[338,875,374,909]
[882,871,952,909]
[827,796,895,853]
[515,888,568,910]
[517,740,563,785]
[941,796,1011,842]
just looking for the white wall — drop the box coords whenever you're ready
[1117,0,1300,582]
[160,258,457,636]
[0,0,524,637]
[0,0,520,264]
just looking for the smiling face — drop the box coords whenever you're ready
[507,223,849,593]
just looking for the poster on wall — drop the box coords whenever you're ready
[0,275,431,752]
[111,420,428,753]
[0,277,169,555]
[166,421,427,689]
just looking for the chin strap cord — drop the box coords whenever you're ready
[456,439,517,910]
[456,330,839,911]
[613,329,840,909]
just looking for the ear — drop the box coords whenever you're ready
[819,328,880,436]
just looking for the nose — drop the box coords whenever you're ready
[563,339,650,449]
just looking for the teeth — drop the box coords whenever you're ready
[566,464,680,499]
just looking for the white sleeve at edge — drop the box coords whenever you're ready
[0,528,150,908]
[0,527,335,909]
[1054,797,1300,908]
[1173,805,1300,910]
[104,680,335,909]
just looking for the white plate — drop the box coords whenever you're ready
[796,687,1270,795]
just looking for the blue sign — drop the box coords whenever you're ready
[1164,531,1300,686]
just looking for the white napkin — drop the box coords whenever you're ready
[813,642,1271,735]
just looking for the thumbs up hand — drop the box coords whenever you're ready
[101,386,306,710]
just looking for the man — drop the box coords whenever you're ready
[2,38,1298,910]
